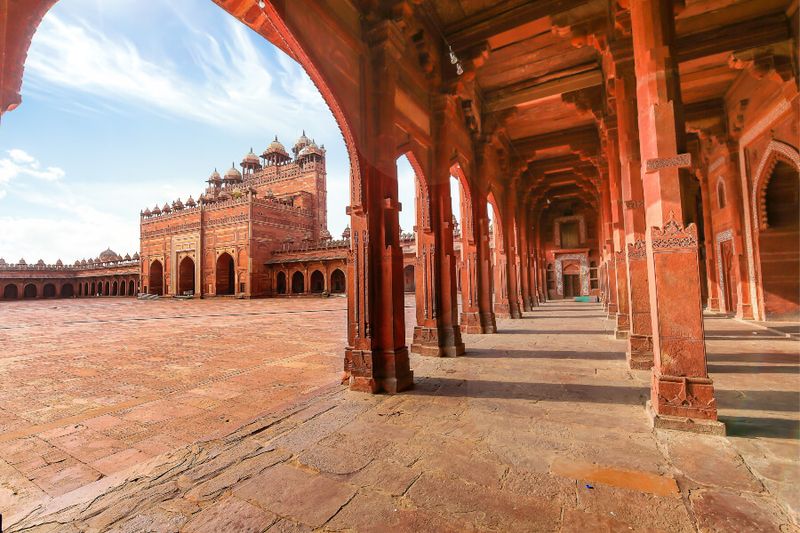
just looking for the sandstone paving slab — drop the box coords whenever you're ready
[690,489,795,532]
[181,496,276,533]
[234,463,358,528]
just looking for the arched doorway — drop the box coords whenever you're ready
[310,270,325,293]
[104,281,110,296]
[404,265,415,292]
[3,285,18,299]
[129,279,136,296]
[43,283,56,298]
[216,253,235,295]
[61,284,74,298]
[330,269,346,293]
[178,256,196,295]
[758,160,799,320]
[91,282,96,296]
[291,271,305,294]
[276,271,287,295]
[23,284,37,299]
[150,260,164,295]
[119,280,126,296]
[112,281,118,296]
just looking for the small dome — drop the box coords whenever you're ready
[162,202,172,213]
[81,259,87,265]
[74,260,80,266]
[242,148,260,165]
[36,259,45,266]
[143,207,151,216]
[224,165,241,179]
[186,196,196,207]
[173,198,184,210]
[298,140,324,158]
[342,225,351,240]
[152,204,162,215]
[124,253,131,260]
[294,130,310,150]
[18,258,26,265]
[56,259,63,266]
[99,248,120,262]
[262,136,289,158]
[207,168,222,184]
[133,252,140,260]
[0,258,5,266]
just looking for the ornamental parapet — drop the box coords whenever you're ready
[0,259,139,271]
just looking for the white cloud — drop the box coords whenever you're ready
[0,150,65,192]
[24,14,330,135]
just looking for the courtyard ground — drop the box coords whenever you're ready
[1,296,798,532]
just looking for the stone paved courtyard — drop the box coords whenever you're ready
[1,297,798,532]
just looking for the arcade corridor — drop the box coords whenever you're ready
[3,298,796,531]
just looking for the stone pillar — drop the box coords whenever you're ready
[503,187,523,318]
[605,124,631,338]
[457,179,482,333]
[518,207,533,312]
[474,191,497,333]
[344,21,413,393]
[600,178,618,314]
[611,48,654,368]
[492,207,511,318]
[699,172,720,311]
[722,142,754,320]
[631,0,721,431]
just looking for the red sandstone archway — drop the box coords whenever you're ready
[91,282,96,296]
[129,279,136,296]
[3,284,18,299]
[330,269,345,293]
[757,160,799,320]
[104,281,110,296]
[276,271,287,295]
[119,280,126,296]
[23,284,37,299]
[291,271,304,294]
[403,265,415,293]
[112,281,118,296]
[310,270,324,293]
[149,260,164,296]
[61,284,74,298]
[178,257,196,296]
[215,253,235,295]
[43,283,56,298]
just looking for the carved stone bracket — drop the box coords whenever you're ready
[651,215,698,251]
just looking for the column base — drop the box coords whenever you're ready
[494,302,510,319]
[345,347,414,394]
[626,334,653,369]
[410,326,465,357]
[651,372,719,421]
[615,314,630,339]
[522,297,533,312]
[645,400,725,435]
[706,297,720,312]
[459,311,483,334]
[480,311,497,334]
[606,303,618,318]
[737,303,754,320]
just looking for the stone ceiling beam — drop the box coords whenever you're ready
[444,0,587,51]
[674,13,790,63]
[485,69,603,112]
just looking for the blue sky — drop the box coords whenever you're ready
[0,0,449,263]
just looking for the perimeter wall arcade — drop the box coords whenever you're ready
[3,0,798,432]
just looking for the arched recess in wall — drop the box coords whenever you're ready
[330,269,345,293]
[43,283,56,298]
[61,284,74,297]
[291,271,305,294]
[450,162,474,299]
[91,282,96,296]
[310,270,325,293]
[120,280,126,296]
[487,190,504,301]
[129,279,136,296]
[149,260,164,296]
[178,257,196,295]
[276,271,287,294]
[23,284,37,299]
[751,141,800,320]
[403,265,415,293]
[3,284,18,299]
[104,281,110,295]
[112,280,118,296]
[216,253,235,295]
